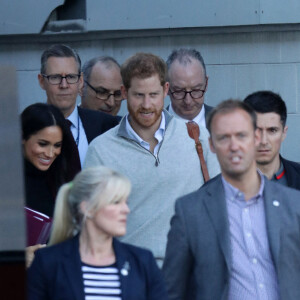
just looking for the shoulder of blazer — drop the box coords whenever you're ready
[113,238,154,263]
[204,104,214,122]
[77,106,120,142]
[264,177,300,195]
[204,103,214,113]
[263,178,300,212]
[281,156,300,174]
[280,155,300,189]
[78,106,119,126]
[35,236,78,261]
[176,174,222,208]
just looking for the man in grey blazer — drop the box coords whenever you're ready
[163,99,300,300]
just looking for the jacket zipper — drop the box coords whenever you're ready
[122,137,163,167]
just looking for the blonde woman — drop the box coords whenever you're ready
[27,167,168,300]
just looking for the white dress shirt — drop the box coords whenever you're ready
[125,112,165,156]
[168,103,206,128]
[67,106,88,167]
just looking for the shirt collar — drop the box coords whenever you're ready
[273,159,285,180]
[168,102,206,125]
[222,170,265,203]
[67,106,78,128]
[125,111,166,145]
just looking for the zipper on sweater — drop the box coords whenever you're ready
[118,111,173,167]
[154,134,166,166]
[122,137,161,167]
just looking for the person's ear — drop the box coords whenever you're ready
[78,72,84,91]
[79,201,93,219]
[209,137,216,153]
[121,85,128,100]
[282,125,288,142]
[204,76,209,92]
[38,74,46,90]
[79,201,88,215]
[163,82,169,98]
[79,82,84,97]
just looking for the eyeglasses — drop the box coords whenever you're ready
[85,80,123,101]
[169,82,207,100]
[42,74,81,85]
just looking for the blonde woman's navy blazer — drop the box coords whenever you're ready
[27,235,168,300]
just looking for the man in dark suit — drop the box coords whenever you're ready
[163,100,300,300]
[166,48,213,128]
[38,44,119,167]
[244,90,300,190]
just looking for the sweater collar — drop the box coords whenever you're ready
[117,108,173,139]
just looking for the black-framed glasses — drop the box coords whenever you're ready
[42,74,81,85]
[169,81,207,100]
[85,80,123,101]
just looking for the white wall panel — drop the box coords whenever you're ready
[261,0,300,24]
[86,0,260,31]
[265,64,297,113]
[0,0,63,34]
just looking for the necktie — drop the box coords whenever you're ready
[65,119,81,173]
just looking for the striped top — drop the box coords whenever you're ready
[81,262,122,300]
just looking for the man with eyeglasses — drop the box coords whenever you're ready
[166,48,213,128]
[81,56,124,118]
[38,44,119,167]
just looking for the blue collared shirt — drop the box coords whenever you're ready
[222,172,279,300]
[67,106,88,167]
[125,112,165,156]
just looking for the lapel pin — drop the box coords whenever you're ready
[273,200,280,207]
[121,261,130,276]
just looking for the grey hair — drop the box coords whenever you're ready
[166,48,206,77]
[48,166,131,246]
[40,44,81,74]
[81,56,120,97]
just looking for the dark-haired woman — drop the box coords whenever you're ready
[22,103,80,265]
[22,103,80,216]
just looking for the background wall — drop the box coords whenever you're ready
[0,0,299,161]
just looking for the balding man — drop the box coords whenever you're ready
[81,56,124,117]
[167,48,213,127]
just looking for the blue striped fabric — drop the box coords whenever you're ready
[81,263,122,300]
[222,173,279,300]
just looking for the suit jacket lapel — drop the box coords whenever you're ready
[78,106,93,143]
[202,176,232,270]
[62,235,85,300]
[113,239,131,300]
[263,180,281,269]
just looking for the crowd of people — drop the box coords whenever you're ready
[24,43,300,300]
